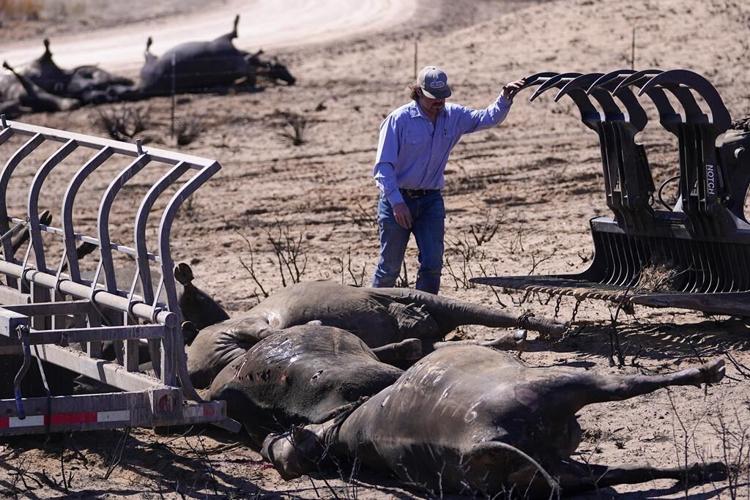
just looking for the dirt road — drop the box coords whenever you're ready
[1,0,415,73]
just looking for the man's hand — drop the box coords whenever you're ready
[393,202,413,229]
[501,78,527,101]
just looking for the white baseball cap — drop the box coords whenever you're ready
[417,66,452,99]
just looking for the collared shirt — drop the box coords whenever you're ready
[373,94,512,205]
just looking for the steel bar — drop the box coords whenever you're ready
[61,147,114,282]
[134,162,189,304]
[19,324,165,345]
[32,343,169,392]
[2,119,217,168]
[98,154,152,293]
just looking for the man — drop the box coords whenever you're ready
[371,66,525,294]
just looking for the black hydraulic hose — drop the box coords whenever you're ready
[657,175,681,210]
[13,325,31,419]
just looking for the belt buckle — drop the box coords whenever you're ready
[402,188,426,198]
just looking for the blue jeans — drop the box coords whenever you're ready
[372,191,445,294]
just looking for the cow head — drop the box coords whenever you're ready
[266,58,296,86]
[246,51,296,86]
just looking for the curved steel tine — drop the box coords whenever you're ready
[642,78,705,124]
[555,73,603,99]
[638,69,732,133]
[613,69,663,94]
[592,69,637,88]
[616,69,681,126]
[556,73,624,122]
[537,73,602,129]
[590,70,648,131]
[529,72,580,101]
[28,139,78,273]
[516,72,560,93]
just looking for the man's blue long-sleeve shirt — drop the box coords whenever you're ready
[373,94,512,205]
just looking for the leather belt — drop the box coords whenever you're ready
[400,188,439,198]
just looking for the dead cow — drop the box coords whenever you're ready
[1,61,79,117]
[1,39,136,117]
[139,15,295,97]
[263,346,727,497]
[206,324,403,446]
[187,280,564,388]
[21,39,135,104]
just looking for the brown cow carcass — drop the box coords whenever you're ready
[262,346,726,497]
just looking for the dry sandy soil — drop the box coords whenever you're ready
[1,0,750,498]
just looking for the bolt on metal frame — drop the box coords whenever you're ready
[0,116,236,434]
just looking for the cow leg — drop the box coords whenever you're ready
[379,289,567,337]
[437,430,725,496]
[371,338,422,365]
[536,358,725,415]
[554,459,727,495]
[432,329,526,352]
[577,358,725,406]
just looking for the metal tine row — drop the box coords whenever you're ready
[520,70,658,230]
[520,69,736,232]
[615,70,732,223]
[573,72,655,225]
[589,230,750,295]
[518,69,731,136]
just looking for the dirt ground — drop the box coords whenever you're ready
[1,0,750,498]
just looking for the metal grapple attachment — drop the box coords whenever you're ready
[472,69,750,316]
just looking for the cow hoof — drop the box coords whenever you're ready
[397,337,423,360]
[261,432,299,479]
[174,262,194,285]
[372,338,422,364]
[699,358,726,385]
[480,330,527,351]
[520,314,567,340]
[261,428,323,480]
